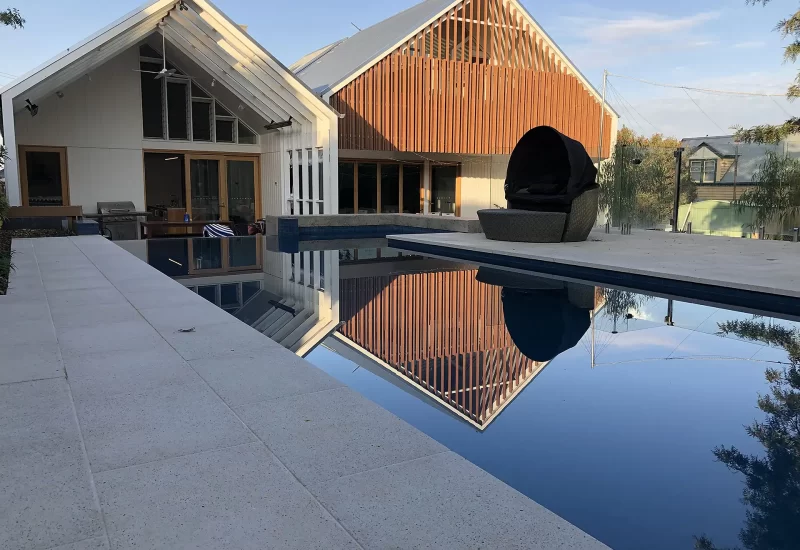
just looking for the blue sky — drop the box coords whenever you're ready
[0,0,797,138]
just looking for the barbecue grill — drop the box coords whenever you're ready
[95,201,149,241]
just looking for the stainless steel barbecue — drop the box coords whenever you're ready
[96,201,148,241]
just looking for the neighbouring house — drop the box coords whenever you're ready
[1,0,339,229]
[681,134,800,201]
[292,0,618,218]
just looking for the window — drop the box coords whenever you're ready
[20,147,68,206]
[358,163,378,213]
[139,48,257,145]
[380,164,400,213]
[166,80,189,140]
[690,159,717,183]
[402,164,422,214]
[339,162,355,213]
[431,165,458,214]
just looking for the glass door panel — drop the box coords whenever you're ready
[431,165,458,215]
[380,164,400,213]
[226,159,256,229]
[189,158,221,221]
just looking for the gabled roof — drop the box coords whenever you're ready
[0,0,338,122]
[294,0,453,95]
[294,0,612,111]
[681,135,797,183]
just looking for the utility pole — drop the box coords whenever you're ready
[732,142,739,202]
[598,70,608,163]
[672,147,684,232]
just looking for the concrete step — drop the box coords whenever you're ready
[262,311,294,338]
[272,310,313,344]
[285,315,326,352]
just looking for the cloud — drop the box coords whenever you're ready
[733,40,766,49]
[566,12,720,43]
[555,10,722,69]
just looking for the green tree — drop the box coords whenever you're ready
[734,1,800,143]
[733,151,800,231]
[0,7,23,166]
[694,320,800,550]
[598,128,696,227]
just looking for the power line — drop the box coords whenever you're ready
[683,89,726,134]
[771,97,794,118]
[607,81,661,135]
[607,72,788,97]
[606,85,647,135]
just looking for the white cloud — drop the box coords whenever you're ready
[566,12,720,43]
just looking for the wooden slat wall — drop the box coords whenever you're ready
[332,60,612,156]
[331,0,613,156]
[338,269,545,425]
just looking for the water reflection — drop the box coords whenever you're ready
[695,321,800,550]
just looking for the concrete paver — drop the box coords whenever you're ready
[0,379,104,550]
[236,387,447,489]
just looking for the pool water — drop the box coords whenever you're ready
[134,235,799,550]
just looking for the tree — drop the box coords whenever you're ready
[733,151,800,231]
[0,7,23,173]
[598,128,696,227]
[734,1,800,143]
[693,320,800,550]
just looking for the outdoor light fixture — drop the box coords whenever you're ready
[24,99,38,117]
[264,117,292,131]
[164,156,180,161]
[211,78,216,87]
[238,103,245,111]
[178,0,189,11]
[55,91,64,99]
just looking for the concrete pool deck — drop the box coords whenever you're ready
[388,229,800,318]
[0,235,607,550]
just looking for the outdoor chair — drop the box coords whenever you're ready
[478,125,599,242]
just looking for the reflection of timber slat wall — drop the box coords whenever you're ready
[339,269,545,426]
[330,0,612,156]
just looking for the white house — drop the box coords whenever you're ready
[1,0,340,225]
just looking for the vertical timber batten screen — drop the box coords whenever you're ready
[330,0,612,156]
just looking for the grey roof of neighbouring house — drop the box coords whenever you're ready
[681,134,800,184]
[294,0,454,95]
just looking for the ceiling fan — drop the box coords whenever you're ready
[135,23,177,79]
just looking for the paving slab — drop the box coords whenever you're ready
[0,379,104,550]
[315,451,609,550]
[74,376,255,472]
[95,443,359,550]
[62,347,199,401]
[0,316,57,347]
[121,287,207,309]
[162,320,282,361]
[236,386,447,489]
[49,302,143,330]
[189,351,343,407]
[47,536,109,550]
[56,319,171,358]
[138,301,238,332]
[47,288,128,310]
[0,342,64,384]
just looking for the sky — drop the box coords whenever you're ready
[0,0,797,139]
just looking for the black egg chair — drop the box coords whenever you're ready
[477,125,600,243]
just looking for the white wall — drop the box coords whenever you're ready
[261,131,283,216]
[457,155,509,218]
[15,47,144,214]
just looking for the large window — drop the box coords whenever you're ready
[338,161,424,214]
[431,165,458,215]
[690,159,717,183]
[139,45,258,145]
[20,147,68,206]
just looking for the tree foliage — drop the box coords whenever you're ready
[0,7,23,28]
[733,151,800,230]
[694,320,800,549]
[734,1,800,143]
[598,128,696,227]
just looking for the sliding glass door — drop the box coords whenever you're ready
[189,157,221,221]
[183,154,259,225]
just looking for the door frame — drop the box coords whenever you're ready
[18,145,70,207]
[143,149,260,222]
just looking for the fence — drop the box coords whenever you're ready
[596,142,800,242]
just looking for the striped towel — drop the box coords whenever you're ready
[203,224,235,238]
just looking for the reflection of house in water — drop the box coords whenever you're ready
[333,253,555,430]
[123,236,339,356]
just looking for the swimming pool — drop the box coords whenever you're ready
[132,235,799,550]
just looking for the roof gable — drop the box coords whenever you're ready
[1,0,337,122]
[294,0,613,112]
